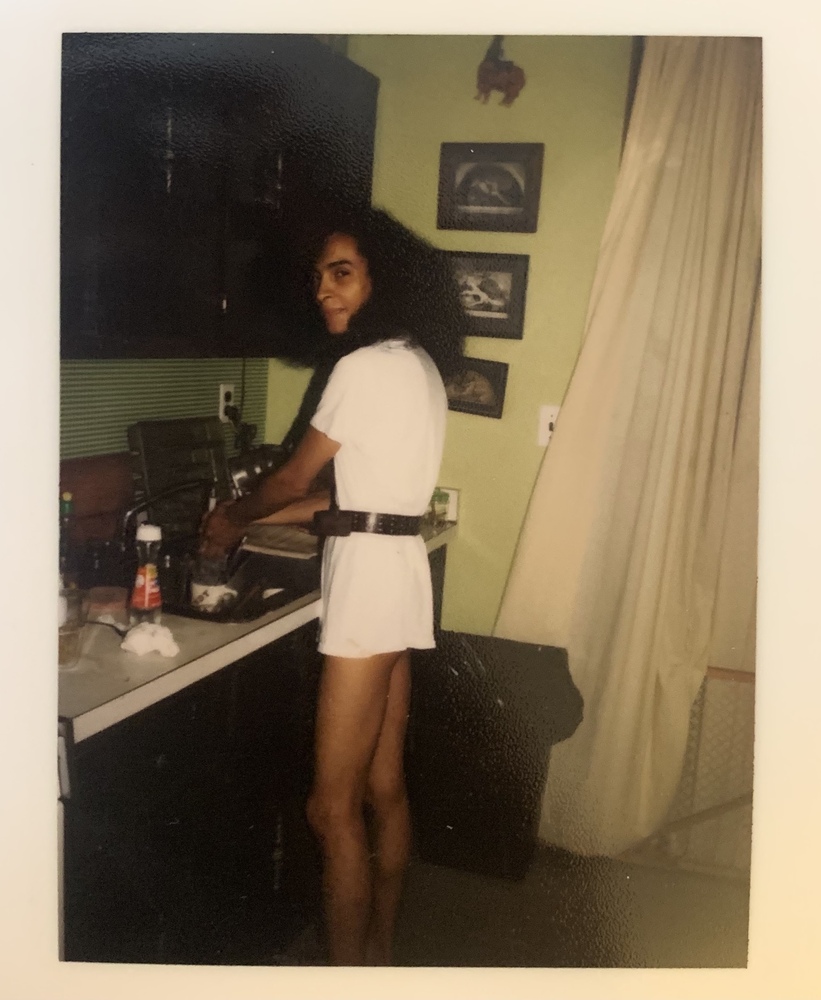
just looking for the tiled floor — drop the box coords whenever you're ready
[279,846,750,968]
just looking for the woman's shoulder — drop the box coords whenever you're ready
[332,343,380,375]
[335,339,417,372]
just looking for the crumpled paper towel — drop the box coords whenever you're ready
[120,622,180,657]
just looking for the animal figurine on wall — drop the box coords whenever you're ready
[475,36,526,107]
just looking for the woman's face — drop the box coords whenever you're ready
[313,232,372,335]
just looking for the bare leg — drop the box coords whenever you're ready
[307,650,403,965]
[364,649,412,965]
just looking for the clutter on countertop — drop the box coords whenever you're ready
[190,582,238,613]
[120,622,180,657]
[86,586,129,627]
[59,586,86,669]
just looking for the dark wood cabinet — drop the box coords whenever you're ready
[60,33,378,359]
[62,621,323,964]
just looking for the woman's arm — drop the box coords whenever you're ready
[251,490,331,527]
[201,427,339,555]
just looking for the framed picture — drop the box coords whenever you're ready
[445,357,509,419]
[446,250,529,339]
[437,142,544,233]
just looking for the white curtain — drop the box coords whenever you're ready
[494,36,761,856]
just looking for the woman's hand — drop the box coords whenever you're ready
[199,428,340,556]
[200,501,247,558]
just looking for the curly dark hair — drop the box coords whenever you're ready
[256,202,467,381]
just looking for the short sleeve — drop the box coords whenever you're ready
[309,353,362,446]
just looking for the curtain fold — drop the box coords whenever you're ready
[494,36,761,856]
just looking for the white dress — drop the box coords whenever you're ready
[310,339,448,657]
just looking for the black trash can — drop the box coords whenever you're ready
[406,631,583,881]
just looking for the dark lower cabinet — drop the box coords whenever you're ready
[62,621,323,965]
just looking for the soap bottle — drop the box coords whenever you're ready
[129,523,163,626]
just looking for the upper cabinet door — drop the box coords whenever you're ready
[220,36,379,358]
[61,35,228,358]
[60,34,378,360]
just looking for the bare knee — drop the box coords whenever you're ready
[307,787,363,845]
[306,788,334,841]
[365,771,408,821]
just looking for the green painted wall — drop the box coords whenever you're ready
[61,358,268,459]
[265,35,633,634]
[265,359,313,445]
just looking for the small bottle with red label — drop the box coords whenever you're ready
[129,523,163,626]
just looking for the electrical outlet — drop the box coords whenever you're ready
[537,404,560,446]
[218,383,235,423]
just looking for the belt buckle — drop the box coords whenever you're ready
[365,511,379,533]
[313,509,353,536]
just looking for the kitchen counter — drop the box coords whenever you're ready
[59,523,456,744]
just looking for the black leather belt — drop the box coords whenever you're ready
[313,508,422,537]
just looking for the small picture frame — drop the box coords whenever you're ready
[445,357,509,420]
[446,250,529,339]
[437,142,544,233]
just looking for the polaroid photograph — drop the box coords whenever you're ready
[22,21,799,999]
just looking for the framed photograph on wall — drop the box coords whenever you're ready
[447,250,529,339]
[437,142,544,233]
[445,357,509,419]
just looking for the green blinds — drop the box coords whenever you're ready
[60,358,269,459]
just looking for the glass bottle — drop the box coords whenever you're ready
[59,491,78,587]
[129,523,163,626]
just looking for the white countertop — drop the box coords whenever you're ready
[59,523,455,743]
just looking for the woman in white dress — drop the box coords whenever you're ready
[201,206,465,965]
